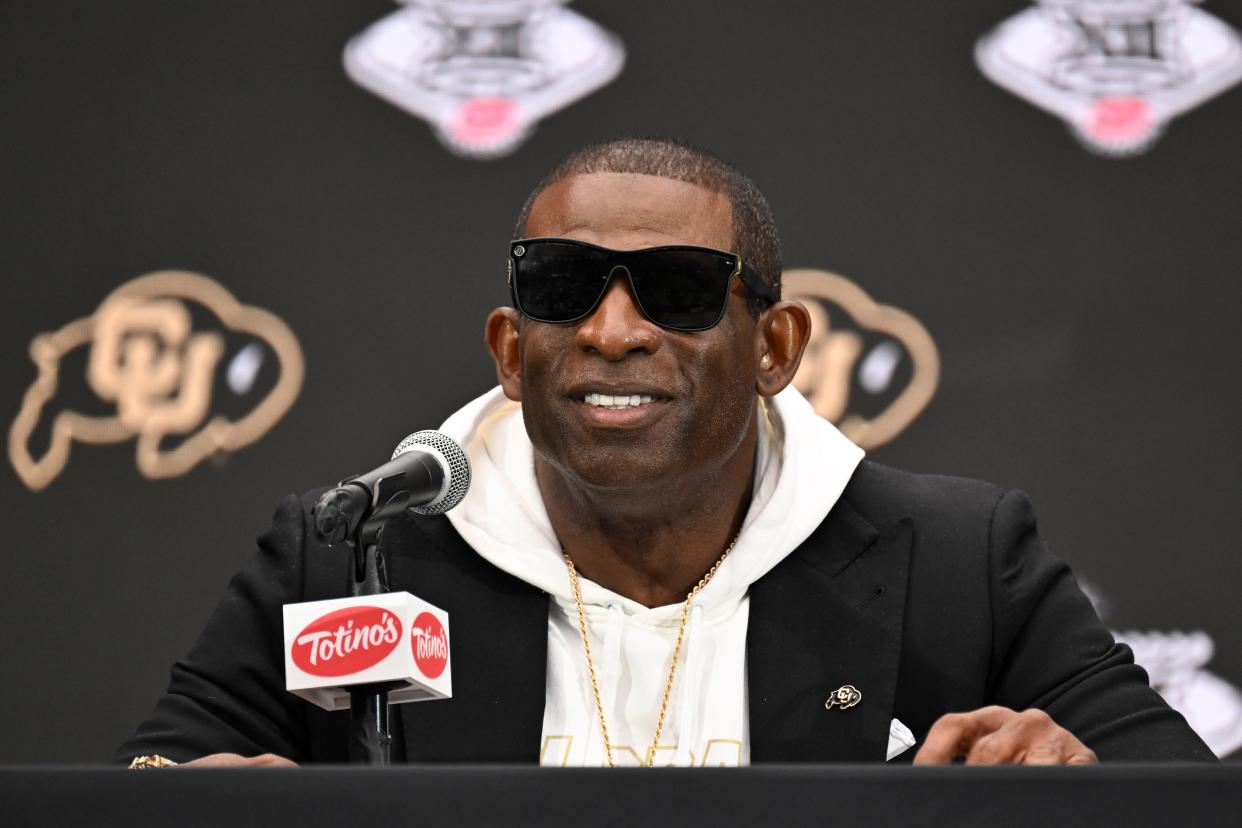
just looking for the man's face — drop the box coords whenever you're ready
[501,171,762,493]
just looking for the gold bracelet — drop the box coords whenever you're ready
[128,754,179,769]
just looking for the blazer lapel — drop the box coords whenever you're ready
[748,499,912,762]
[382,513,549,763]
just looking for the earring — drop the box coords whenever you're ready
[760,353,773,369]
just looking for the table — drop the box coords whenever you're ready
[3,764,1239,827]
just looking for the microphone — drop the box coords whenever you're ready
[287,430,467,762]
[312,430,471,545]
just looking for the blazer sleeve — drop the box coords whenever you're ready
[113,493,312,764]
[985,488,1216,761]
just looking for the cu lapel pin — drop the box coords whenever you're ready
[825,684,862,711]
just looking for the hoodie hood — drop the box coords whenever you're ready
[440,384,864,622]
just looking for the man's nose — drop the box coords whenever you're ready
[573,269,661,360]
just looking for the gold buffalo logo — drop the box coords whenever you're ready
[786,269,939,449]
[9,271,304,491]
[824,684,863,711]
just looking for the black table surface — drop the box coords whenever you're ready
[3,764,1240,827]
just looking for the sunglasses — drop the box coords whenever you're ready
[508,237,777,332]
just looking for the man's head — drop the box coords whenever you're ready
[486,138,811,498]
[513,138,782,318]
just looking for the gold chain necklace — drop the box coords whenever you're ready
[562,535,738,768]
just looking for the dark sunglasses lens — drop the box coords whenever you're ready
[628,250,734,331]
[514,243,610,322]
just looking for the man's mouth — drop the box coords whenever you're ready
[582,392,656,410]
[567,386,671,428]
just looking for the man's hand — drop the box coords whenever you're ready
[178,753,298,768]
[913,706,1099,765]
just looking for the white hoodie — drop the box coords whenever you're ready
[440,385,882,766]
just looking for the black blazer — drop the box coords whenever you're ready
[116,461,1214,764]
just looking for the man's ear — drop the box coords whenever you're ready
[754,300,812,397]
[485,308,523,402]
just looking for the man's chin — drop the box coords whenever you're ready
[544,446,685,496]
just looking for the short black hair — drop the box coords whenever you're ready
[514,137,781,317]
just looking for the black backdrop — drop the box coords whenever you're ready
[2,0,1240,763]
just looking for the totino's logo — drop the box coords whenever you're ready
[343,1,624,159]
[8,271,304,491]
[411,611,449,678]
[785,270,939,450]
[293,606,403,677]
[976,0,1242,156]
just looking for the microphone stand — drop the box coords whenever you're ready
[345,514,404,765]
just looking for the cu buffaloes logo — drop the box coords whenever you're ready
[786,269,939,450]
[9,271,304,490]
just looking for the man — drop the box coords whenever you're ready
[117,138,1213,767]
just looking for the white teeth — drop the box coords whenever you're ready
[584,393,656,409]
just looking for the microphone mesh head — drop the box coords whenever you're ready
[391,430,472,515]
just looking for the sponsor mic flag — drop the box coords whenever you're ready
[283,592,451,711]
